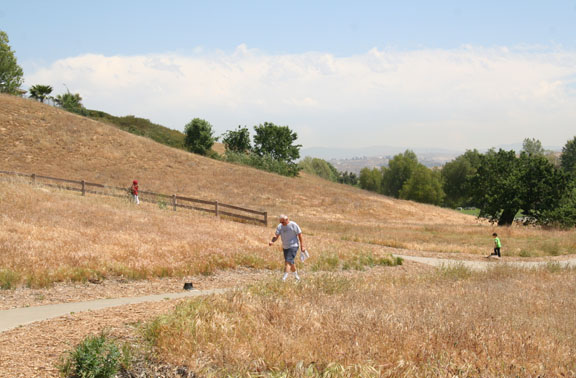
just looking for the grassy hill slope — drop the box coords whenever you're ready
[2,94,575,289]
[0,94,473,228]
[86,109,186,150]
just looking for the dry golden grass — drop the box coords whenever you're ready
[144,266,576,376]
[335,222,576,258]
[3,85,576,377]
[0,180,401,288]
[2,94,576,291]
[0,94,475,225]
[3,94,574,262]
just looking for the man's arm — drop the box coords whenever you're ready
[269,233,279,246]
[298,233,305,251]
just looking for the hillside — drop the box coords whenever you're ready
[0,94,475,229]
[86,109,186,150]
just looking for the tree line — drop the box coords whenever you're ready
[358,138,576,227]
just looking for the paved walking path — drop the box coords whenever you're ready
[2,256,576,333]
[394,254,576,271]
[0,288,228,333]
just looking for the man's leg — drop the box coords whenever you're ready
[282,262,291,281]
[290,262,300,280]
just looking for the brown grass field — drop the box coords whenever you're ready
[145,266,576,376]
[1,94,576,376]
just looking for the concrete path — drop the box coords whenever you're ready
[0,288,228,333]
[394,254,576,271]
[2,256,576,333]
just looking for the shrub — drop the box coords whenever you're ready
[224,151,300,177]
[59,333,129,378]
[184,118,217,156]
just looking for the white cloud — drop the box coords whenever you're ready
[25,45,576,150]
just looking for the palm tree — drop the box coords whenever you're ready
[29,84,53,103]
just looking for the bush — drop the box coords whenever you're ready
[59,333,129,378]
[298,157,339,181]
[184,118,217,155]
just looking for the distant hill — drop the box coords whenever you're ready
[300,146,463,160]
[302,143,563,174]
[301,146,462,174]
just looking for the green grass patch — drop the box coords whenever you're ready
[342,253,403,271]
[542,241,562,256]
[311,253,340,272]
[0,269,21,290]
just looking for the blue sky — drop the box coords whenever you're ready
[2,1,576,151]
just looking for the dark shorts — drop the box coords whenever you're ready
[283,247,299,264]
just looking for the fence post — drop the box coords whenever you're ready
[81,180,86,196]
[31,173,36,184]
[264,211,268,227]
[172,194,177,211]
[215,201,219,217]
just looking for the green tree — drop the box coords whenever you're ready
[184,118,217,155]
[399,165,445,205]
[469,150,522,225]
[522,138,545,156]
[299,157,339,181]
[252,122,301,164]
[560,136,576,176]
[441,149,482,208]
[29,84,53,103]
[540,184,576,228]
[55,91,87,115]
[0,30,24,94]
[359,167,382,192]
[222,126,251,153]
[338,171,358,186]
[517,152,568,221]
[381,150,419,197]
[469,150,568,226]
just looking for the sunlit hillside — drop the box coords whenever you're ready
[0,94,475,229]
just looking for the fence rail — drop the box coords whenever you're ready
[0,170,268,226]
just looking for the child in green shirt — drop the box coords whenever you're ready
[491,233,501,258]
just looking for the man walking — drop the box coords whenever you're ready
[269,214,305,281]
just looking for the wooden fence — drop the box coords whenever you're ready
[0,170,268,226]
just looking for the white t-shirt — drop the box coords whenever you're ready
[275,221,302,249]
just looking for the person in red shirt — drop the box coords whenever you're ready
[130,180,139,204]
